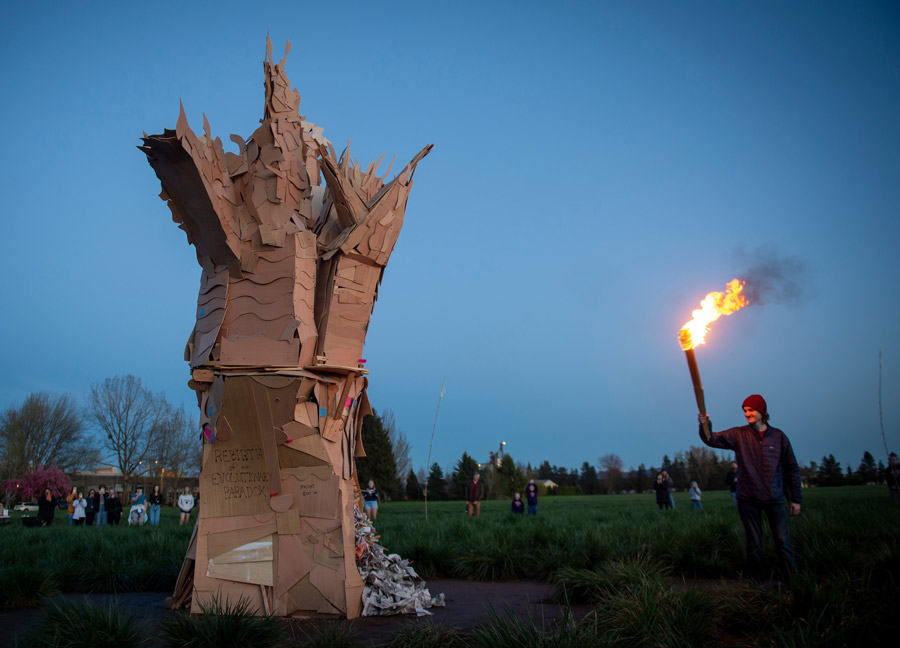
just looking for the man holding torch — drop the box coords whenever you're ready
[698,395,802,581]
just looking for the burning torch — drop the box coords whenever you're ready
[678,279,749,440]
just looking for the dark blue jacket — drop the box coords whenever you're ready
[700,423,802,504]
[525,484,538,506]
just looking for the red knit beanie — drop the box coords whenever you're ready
[742,394,767,416]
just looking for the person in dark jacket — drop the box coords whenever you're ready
[525,479,538,516]
[148,485,163,526]
[887,452,900,504]
[93,485,108,525]
[85,489,97,526]
[37,489,57,526]
[653,470,674,509]
[724,461,739,505]
[511,492,525,514]
[699,394,801,580]
[106,490,123,525]
[466,473,485,517]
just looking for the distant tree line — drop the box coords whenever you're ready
[354,411,898,501]
[1,375,200,507]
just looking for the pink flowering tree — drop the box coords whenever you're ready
[3,464,70,502]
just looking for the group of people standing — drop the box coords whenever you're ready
[653,469,717,511]
[463,472,542,517]
[35,485,196,527]
[511,478,539,515]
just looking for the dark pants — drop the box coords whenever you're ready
[86,511,96,526]
[109,512,121,525]
[737,498,797,579]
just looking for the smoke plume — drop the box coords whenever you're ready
[735,246,810,306]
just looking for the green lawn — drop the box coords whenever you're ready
[2,488,898,646]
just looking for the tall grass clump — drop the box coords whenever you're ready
[0,564,57,608]
[551,549,669,604]
[469,608,601,648]
[286,621,361,647]
[23,596,145,648]
[383,623,467,648]
[594,574,718,648]
[161,595,282,648]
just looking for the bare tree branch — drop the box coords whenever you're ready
[381,408,411,480]
[0,393,95,479]
[87,375,167,488]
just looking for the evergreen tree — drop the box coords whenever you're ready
[355,411,402,499]
[818,454,844,486]
[425,463,446,500]
[579,461,599,494]
[451,452,479,499]
[668,455,688,489]
[857,451,878,483]
[538,460,552,480]
[497,454,526,497]
[405,469,421,500]
[633,463,650,493]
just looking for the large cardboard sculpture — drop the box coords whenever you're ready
[139,39,430,618]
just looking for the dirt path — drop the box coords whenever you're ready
[3,580,592,647]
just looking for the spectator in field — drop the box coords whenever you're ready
[106,490,123,525]
[94,485,108,525]
[72,492,87,525]
[148,485,163,526]
[698,394,801,581]
[66,486,78,525]
[467,473,485,517]
[511,492,525,514]
[887,452,900,504]
[129,486,147,525]
[85,489,97,526]
[689,481,703,510]
[362,480,380,521]
[725,462,739,505]
[654,470,674,510]
[525,479,538,516]
[177,487,194,525]
[38,488,57,526]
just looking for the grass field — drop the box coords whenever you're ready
[2,487,898,646]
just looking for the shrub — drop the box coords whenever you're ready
[161,595,282,648]
[0,564,57,608]
[24,597,144,648]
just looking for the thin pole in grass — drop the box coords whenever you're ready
[879,350,890,457]
[424,378,445,522]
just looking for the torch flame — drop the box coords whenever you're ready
[678,278,749,350]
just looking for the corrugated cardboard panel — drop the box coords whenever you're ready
[199,378,270,518]
[274,533,314,597]
[207,524,277,559]
[276,510,302,535]
[207,558,274,586]
[213,534,274,564]
[282,472,341,519]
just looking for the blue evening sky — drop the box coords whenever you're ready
[1,1,898,476]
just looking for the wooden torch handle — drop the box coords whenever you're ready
[684,348,711,440]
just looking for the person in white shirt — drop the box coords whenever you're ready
[177,487,195,526]
[72,493,87,526]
